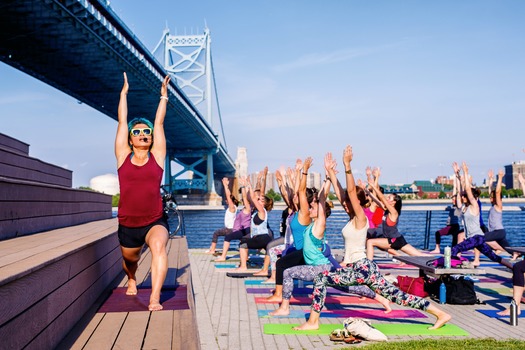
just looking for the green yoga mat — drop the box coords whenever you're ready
[264,323,468,336]
[373,323,468,336]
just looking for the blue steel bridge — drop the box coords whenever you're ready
[0,0,235,196]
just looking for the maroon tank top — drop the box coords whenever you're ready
[117,153,163,227]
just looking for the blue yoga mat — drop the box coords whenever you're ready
[477,309,525,318]
[215,264,237,268]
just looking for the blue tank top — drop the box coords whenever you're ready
[302,223,330,266]
[289,213,308,250]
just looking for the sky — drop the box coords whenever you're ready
[1,0,524,188]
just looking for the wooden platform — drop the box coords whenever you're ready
[58,235,200,350]
[0,218,121,349]
[190,249,525,349]
[394,255,486,277]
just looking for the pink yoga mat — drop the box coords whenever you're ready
[255,295,379,304]
[377,263,418,269]
[98,285,189,313]
[319,308,427,318]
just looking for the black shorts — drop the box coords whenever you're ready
[118,216,169,248]
[388,235,408,250]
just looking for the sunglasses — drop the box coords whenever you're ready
[130,128,152,136]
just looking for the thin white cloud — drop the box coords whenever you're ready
[272,41,409,73]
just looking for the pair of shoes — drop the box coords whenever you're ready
[329,329,360,343]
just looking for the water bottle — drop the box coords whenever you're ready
[510,299,518,326]
[444,246,451,269]
[439,281,447,304]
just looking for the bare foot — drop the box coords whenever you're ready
[265,294,283,303]
[126,279,137,295]
[253,269,269,276]
[429,249,440,254]
[472,260,480,267]
[148,299,163,311]
[215,257,226,262]
[269,307,290,316]
[293,321,319,331]
[511,252,520,261]
[428,310,451,329]
[205,250,215,254]
[497,308,510,316]
[235,266,248,272]
[377,298,392,313]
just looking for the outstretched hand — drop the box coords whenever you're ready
[343,145,353,166]
[161,75,171,97]
[121,72,129,95]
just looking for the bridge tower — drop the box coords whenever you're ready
[153,26,228,203]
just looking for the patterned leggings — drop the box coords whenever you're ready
[269,244,285,272]
[451,234,502,263]
[310,258,429,313]
[283,263,376,300]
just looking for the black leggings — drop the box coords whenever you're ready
[512,260,525,287]
[484,229,512,254]
[224,228,249,242]
[239,234,272,250]
[275,249,305,286]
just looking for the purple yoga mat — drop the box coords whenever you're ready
[246,287,348,295]
[98,285,189,313]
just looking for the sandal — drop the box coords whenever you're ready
[344,334,362,344]
[329,329,345,342]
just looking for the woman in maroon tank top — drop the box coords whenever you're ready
[115,72,171,311]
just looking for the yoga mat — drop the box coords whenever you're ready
[255,295,379,305]
[264,323,467,336]
[257,308,427,319]
[215,264,237,268]
[478,277,509,283]
[226,271,269,278]
[477,309,525,318]
[98,285,189,313]
[264,323,340,335]
[373,323,468,336]
[477,287,512,296]
[244,280,275,286]
[243,280,313,286]
[246,287,359,295]
[377,263,418,270]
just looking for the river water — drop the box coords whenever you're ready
[177,203,525,250]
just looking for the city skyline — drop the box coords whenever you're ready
[1,1,524,188]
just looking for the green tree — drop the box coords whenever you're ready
[112,193,120,207]
[438,191,447,199]
[265,188,282,202]
[328,192,338,201]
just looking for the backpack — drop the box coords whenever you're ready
[444,276,478,305]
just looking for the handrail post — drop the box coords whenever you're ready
[424,210,432,250]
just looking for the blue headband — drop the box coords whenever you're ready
[128,117,154,131]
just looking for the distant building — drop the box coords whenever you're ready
[504,161,525,189]
[435,175,454,186]
[382,183,419,199]
[412,180,446,199]
[235,147,248,178]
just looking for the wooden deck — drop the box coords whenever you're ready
[190,249,525,349]
[58,235,199,350]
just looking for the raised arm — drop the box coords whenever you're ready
[238,177,251,213]
[325,152,349,215]
[150,75,171,168]
[115,72,131,167]
[494,169,504,210]
[343,146,367,229]
[259,166,268,195]
[311,172,331,239]
[462,161,479,214]
[297,157,313,224]
[275,170,291,208]
[222,177,236,213]
[247,177,266,220]
[368,178,398,223]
